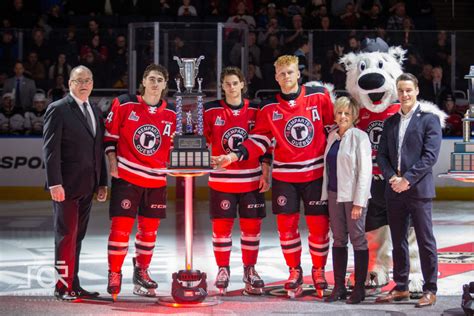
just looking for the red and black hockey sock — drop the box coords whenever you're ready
[277,213,302,268]
[240,218,262,267]
[212,218,234,267]
[108,216,135,272]
[135,216,160,269]
[306,215,330,268]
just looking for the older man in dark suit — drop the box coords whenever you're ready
[3,61,36,110]
[376,73,443,308]
[43,65,108,301]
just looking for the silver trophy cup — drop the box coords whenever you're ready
[173,55,205,94]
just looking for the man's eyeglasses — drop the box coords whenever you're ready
[71,78,93,85]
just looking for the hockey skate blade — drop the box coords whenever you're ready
[243,284,264,296]
[133,285,156,297]
[217,288,227,296]
[111,294,118,302]
[287,286,303,299]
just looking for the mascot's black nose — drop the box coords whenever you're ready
[358,73,385,90]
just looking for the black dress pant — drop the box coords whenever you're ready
[53,194,93,291]
[387,196,438,293]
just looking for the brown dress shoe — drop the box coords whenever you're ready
[375,289,410,303]
[415,291,436,308]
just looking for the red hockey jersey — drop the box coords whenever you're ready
[204,99,268,193]
[357,103,400,175]
[104,94,176,188]
[242,85,334,183]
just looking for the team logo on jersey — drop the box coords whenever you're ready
[277,195,287,206]
[284,116,314,148]
[148,106,157,114]
[222,127,248,153]
[215,116,225,126]
[272,111,283,121]
[133,124,161,156]
[366,120,384,150]
[121,199,131,210]
[220,200,231,210]
[128,111,139,121]
[232,110,240,116]
[288,100,297,107]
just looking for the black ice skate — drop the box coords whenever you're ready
[312,266,328,298]
[285,266,303,298]
[107,270,122,302]
[243,265,265,295]
[132,257,158,297]
[214,266,230,295]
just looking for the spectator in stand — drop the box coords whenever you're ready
[389,16,418,51]
[256,2,283,29]
[360,3,384,30]
[34,14,53,39]
[0,30,18,73]
[24,92,48,135]
[81,34,109,64]
[286,0,304,17]
[261,34,283,81]
[404,52,423,78]
[86,18,102,42]
[48,74,67,102]
[48,53,72,84]
[47,4,68,28]
[419,66,452,110]
[57,26,80,66]
[322,44,346,90]
[331,0,353,17]
[109,35,128,82]
[112,72,128,89]
[443,94,463,137]
[339,2,360,29]
[314,16,337,61]
[387,2,410,31]
[430,30,451,70]
[80,49,106,88]
[356,0,383,17]
[247,62,264,100]
[3,61,36,111]
[0,92,25,135]
[258,17,284,47]
[24,51,46,88]
[26,28,53,68]
[206,0,224,17]
[10,0,35,28]
[0,71,8,88]
[230,31,260,66]
[294,37,310,84]
[177,0,198,16]
[418,62,433,88]
[284,14,305,54]
[159,0,173,16]
[229,0,254,16]
[346,36,360,53]
[227,1,256,29]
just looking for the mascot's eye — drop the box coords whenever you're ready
[378,60,384,68]
[359,61,366,71]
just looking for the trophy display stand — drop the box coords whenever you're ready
[158,55,220,307]
[157,169,221,307]
[439,66,474,183]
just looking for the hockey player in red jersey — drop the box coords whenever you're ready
[103,64,176,300]
[213,56,334,298]
[204,67,271,295]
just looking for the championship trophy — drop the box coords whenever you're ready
[447,66,474,177]
[168,55,211,169]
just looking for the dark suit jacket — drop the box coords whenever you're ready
[43,94,107,199]
[419,80,452,109]
[376,103,442,199]
[3,76,36,110]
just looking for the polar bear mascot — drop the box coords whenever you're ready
[339,37,446,296]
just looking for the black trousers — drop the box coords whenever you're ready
[53,194,93,291]
[387,197,438,293]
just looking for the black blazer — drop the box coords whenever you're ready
[43,94,107,199]
[376,103,442,200]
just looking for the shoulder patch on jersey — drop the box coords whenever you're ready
[260,97,278,110]
[165,100,176,113]
[204,100,222,112]
[117,94,138,105]
[304,85,326,95]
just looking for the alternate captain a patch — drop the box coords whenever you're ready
[133,124,161,156]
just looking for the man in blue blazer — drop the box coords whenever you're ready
[43,65,108,301]
[375,73,443,308]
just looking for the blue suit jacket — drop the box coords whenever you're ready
[376,103,442,199]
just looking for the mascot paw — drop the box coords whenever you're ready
[408,273,424,298]
[366,270,389,288]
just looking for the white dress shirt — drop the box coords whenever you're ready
[397,103,418,172]
[70,92,97,135]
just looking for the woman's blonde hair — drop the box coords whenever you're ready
[334,96,360,124]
